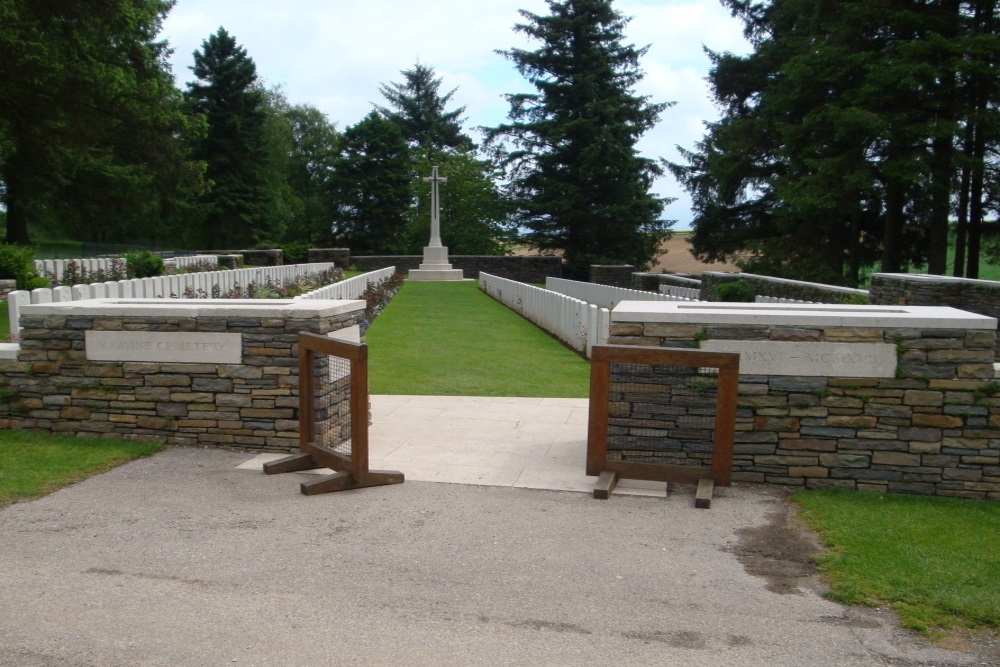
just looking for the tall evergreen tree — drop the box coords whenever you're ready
[376,63,472,156]
[0,0,203,246]
[671,0,1000,284]
[329,112,411,253]
[185,28,272,248]
[487,0,673,278]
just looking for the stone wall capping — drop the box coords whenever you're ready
[612,300,997,329]
[20,298,365,319]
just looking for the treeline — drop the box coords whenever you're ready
[0,3,510,256]
[0,0,672,276]
[671,0,1000,285]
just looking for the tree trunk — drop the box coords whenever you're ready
[2,158,34,245]
[882,178,905,273]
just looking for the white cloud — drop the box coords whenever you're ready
[161,0,749,228]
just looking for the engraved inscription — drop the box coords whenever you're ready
[86,331,242,364]
[701,341,896,377]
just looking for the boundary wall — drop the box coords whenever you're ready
[608,301,1000,499]
[479,273,609,357]
[0,299,364,450]
[353,255,562,283]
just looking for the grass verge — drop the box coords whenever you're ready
[365,280,589,397]
[793,488,1000,637]
[0,431,163,507]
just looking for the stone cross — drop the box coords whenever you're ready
[422,166,448,248]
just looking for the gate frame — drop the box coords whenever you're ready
[263,331,403,495]
[587,344,739,507]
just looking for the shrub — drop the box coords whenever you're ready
[715,278,756,302]
[280,241,310,265]
[0,243,38,288]
[123,250,164,278]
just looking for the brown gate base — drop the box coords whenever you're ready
[266,332,403,496]
[264,453,404,495]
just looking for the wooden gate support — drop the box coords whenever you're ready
[587,345,739,508]
[264,332,403,495]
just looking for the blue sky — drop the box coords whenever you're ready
[161,0,750,230]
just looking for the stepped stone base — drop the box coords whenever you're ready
[408,245,465,281]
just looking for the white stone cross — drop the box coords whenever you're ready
[422,166,448,248]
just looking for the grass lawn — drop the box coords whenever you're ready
[364,280,590,397]
[0,300,8,341]
[793,489,1000,637]
[0,431,163,507]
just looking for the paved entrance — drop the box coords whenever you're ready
[0,395,991,665]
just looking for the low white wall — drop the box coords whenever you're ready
[546,276,694,310]
[480,273,609,357]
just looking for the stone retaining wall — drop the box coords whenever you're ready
[589,265,634,288]
[0,299,364,451]
[351,255,562,283]
[609,304,1000,499]
[870,273,1000,320]
[632,272,701,293]
[701,272,869,303]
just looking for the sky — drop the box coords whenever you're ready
[160,0,751,230]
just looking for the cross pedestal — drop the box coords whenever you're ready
[409,165,464,281]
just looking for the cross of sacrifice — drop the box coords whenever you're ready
[422,166,448,248]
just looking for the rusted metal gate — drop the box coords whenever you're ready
[587,344,739,507]
[263,332,403,495]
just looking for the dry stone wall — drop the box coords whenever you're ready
[609,312,1000,499]
[0,300,364,451]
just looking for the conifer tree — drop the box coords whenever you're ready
[329,112,411,253]
[185,28,272,248]
[488,0,673,277]
[376,63,472,156]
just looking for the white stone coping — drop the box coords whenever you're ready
[19,298,365,318]
[0,343,19,360]
[611,301,998,329]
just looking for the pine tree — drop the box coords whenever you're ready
[487,0,673,278]
[185,27,272,248]
[376,63,472,156]
[329,112,411,253]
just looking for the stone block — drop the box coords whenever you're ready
[801,426,856,438]
[643,323,703,338]
[872,451,921,466]
[927,349,994,363]
[912,413,963,428]
[909,442,942,454]
[826,415,877,429]
[942,437,989,450]
[788,466,829,478]
[769,328,822,342]
[903,390,943,407]
[943,467,983,481]
[898,427,941,442]
[822,328,884,342]
[820,453,870,468]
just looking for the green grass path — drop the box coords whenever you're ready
[365,280,589,397]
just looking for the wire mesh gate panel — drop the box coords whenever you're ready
[263,332,403,495]
[587,345,739,507]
